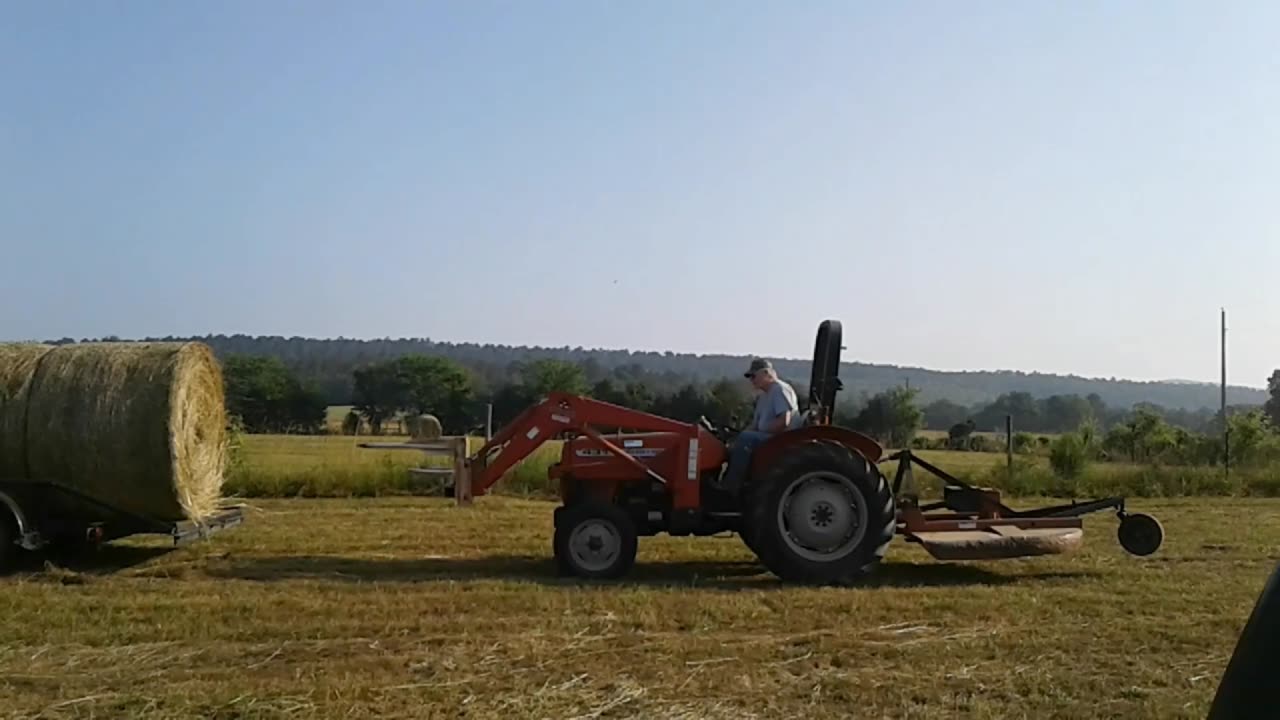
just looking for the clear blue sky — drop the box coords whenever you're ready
[3,1,1278,386]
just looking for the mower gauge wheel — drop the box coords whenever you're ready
[1118,513,1164,557]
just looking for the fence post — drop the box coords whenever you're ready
[1006,414,1013,479]
[453,436,472,506]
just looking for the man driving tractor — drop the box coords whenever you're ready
[720,358,799,493]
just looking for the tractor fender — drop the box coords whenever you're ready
[749,425,884,473]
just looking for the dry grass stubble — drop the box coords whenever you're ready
[0,496,1275,718]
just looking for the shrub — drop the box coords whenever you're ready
[341,410,361,436]
[968,435,997,453]
[1012,432,1036,454]
[1049,432,1088,480]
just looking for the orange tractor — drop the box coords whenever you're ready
[455,320,1163,583]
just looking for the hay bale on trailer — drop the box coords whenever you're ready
[0,343,54,479]
[3,342,228,523]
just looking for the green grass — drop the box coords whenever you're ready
[225,434,561,499]
[224,435,1280,501]
[0,496,1271,718]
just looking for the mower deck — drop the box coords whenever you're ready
[889,449,1164,561]
[907,526,1085,561]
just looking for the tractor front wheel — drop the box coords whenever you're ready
[746,440,896,585]
[553,502,638,580]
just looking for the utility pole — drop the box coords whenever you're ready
[1222,308,1229,482]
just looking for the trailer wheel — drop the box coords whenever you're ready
[0,511,18,574]
[553,502,638,580]
[746,440,895,585]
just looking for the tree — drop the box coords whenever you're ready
[394,355,474,433]
[1264,370,1280,427]
[1226,410,1279,467]
[707,378,752,427]
[972,392,1039,433]
[1041,395,1094,433]
[1103,407,1178,464]
[922,399,970,430]
[654,384,716,423]
[622,381,655,414]
[491,383,536,427]
[590,378,629,406]
[352,362,403,435]
[222,355,326,433]
[521,359,588,397]
[850,386,922,447]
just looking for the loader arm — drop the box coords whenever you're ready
[466,392,706,506]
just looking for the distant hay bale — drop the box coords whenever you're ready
[0,343,54,479]
[20,342,228,522]
[407,414,443,441]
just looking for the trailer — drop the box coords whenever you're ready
[0,479,244,573]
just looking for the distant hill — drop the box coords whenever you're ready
[55,334,1267,412]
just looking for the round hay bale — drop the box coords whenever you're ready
[407,413,443,441]
[0,343,54,479]
[23,342,228,522]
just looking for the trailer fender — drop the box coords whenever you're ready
[0,491,43,551]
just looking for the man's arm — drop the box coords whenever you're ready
[764,411,791,433]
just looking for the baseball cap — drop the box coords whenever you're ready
[744,358,773,378]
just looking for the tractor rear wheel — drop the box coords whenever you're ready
[745,440,895,585]
[553,501,638,580]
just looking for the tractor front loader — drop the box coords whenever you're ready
[453,320,1163,584]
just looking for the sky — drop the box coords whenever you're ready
[2,1,1278,387]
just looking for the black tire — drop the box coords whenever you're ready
[1118,513,1163,557]
[745,440,895,585]
[0,511,19,575]
[739,528,762,559]
[552,501,638,580]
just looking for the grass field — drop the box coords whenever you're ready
[227,433,1280,501]
[225,434,1023,500]
[1,496,1274,718]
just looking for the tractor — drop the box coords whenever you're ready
[456,320,1163,583]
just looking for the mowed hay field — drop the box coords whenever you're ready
[226,433,1160,501]
[1,495,1278,718]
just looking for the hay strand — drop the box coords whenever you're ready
[22,342,228,522]
[0,343,54,479]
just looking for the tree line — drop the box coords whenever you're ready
[220,353,1280,454]
[49,333,1266,412]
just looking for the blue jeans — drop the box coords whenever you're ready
[722,430,770,494]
